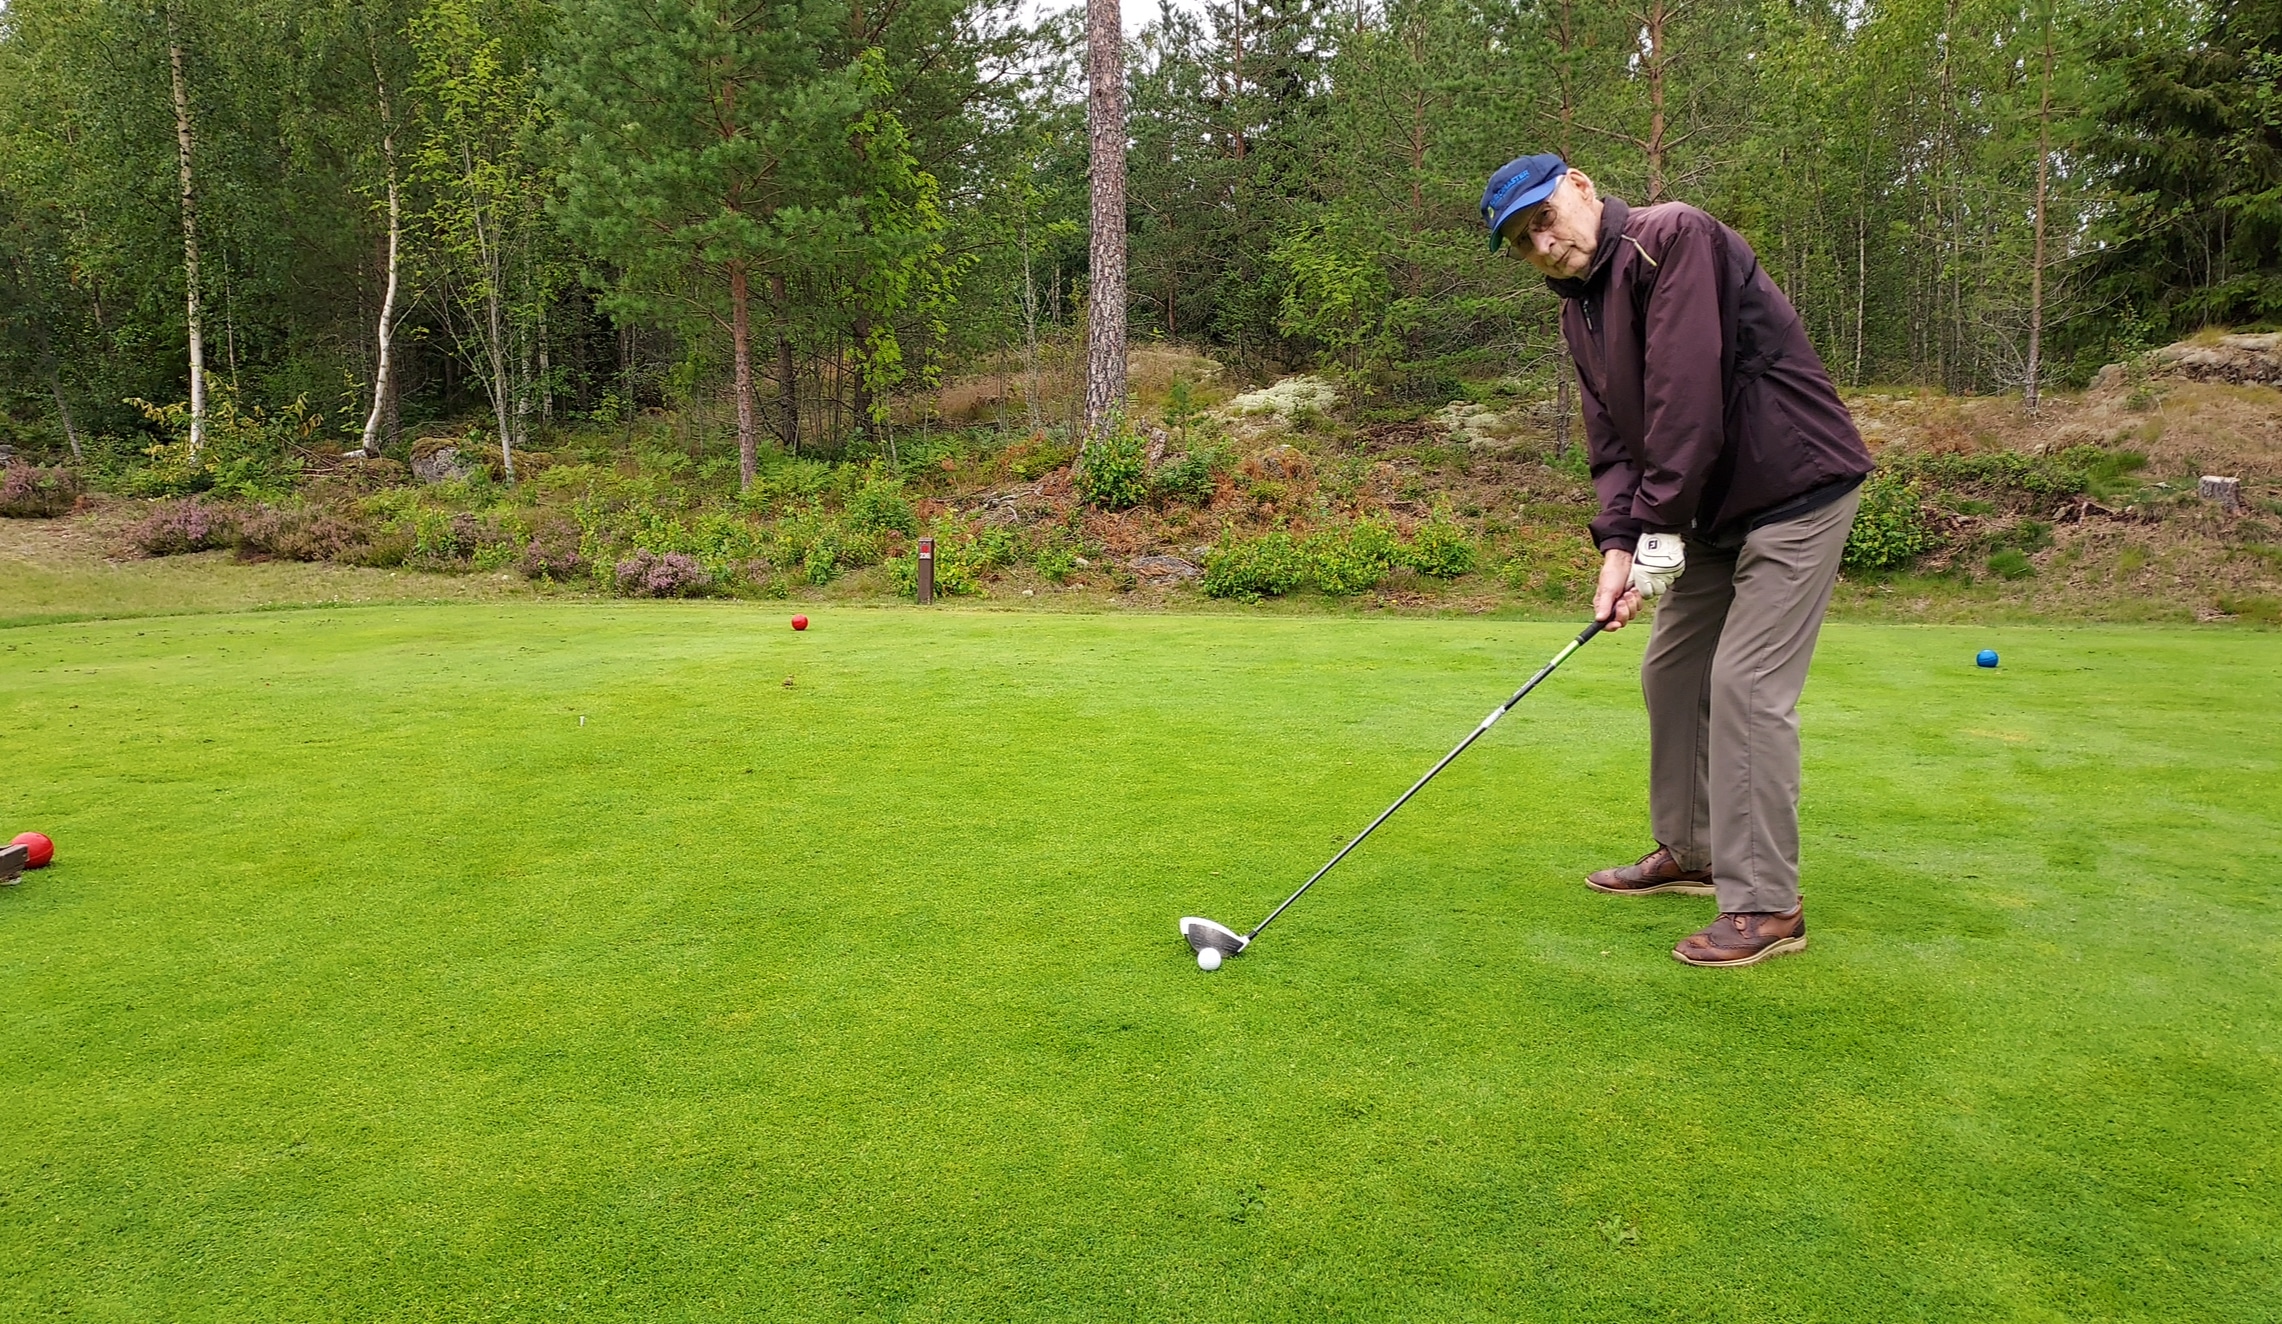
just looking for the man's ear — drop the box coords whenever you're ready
[1567,169,1597,205]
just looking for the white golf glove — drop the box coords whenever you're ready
[1627,531,1686,598]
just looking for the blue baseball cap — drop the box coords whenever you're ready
[1481,154,1568,250]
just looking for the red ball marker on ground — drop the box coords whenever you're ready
[791,615,809,631]
[11,832,55,869]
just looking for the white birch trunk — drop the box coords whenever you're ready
[166,4,206,458]
[360,31,403,458]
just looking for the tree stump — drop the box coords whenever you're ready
[2199,476,2243,512]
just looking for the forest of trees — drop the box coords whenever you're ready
[0,0,2275,473]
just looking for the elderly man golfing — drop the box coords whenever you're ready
[1481,155,1874,967]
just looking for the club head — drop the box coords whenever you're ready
[1180,916,1249,957]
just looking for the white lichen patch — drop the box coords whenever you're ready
[1433,400,1521,446]
[1218,374,1339,421]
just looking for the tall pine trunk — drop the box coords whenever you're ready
[166,4,206,458]
[2025,9,2055,413]
[360,30,403,458]
[1083,0,1127,438]
[730,264,758,488]
[1640,0,1672,202]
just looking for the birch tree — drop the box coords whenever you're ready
[165,1,207,457]
[411,0,550,479]
[359,15,409,457]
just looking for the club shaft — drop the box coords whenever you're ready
[1246,619,1606,942]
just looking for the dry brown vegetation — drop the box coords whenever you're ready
[6,341,2280,627]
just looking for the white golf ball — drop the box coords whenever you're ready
[1197,947,1223,971]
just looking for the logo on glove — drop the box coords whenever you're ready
[1628,532,1686,598]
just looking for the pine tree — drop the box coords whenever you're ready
[1084,0,1128,437]
[551,0,905,482]
[2088,0,2282,336]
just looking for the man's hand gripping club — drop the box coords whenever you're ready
[1592,531,1687,629]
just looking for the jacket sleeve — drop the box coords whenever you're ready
[1579,370,1643,552]
[1632,217,1727,533]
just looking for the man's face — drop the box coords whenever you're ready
[1502,171,1601,279]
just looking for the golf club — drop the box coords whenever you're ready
[1182,617,1607,963]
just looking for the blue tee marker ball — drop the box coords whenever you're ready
[1976,649,1999,668]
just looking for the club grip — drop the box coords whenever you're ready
[1575,618,1609,645]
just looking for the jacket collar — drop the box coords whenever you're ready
[1544,197,1630,301]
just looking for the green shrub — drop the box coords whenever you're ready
[738,455,835,513]
[1843,472,1936,571]
[1034,544,1077,583]
[1010,438,1076,482]
[1151,446,1228,506]
[887,544,981,598]
[1401,511,1477,578]
[1202,532,1311,601]
[846,471,917,536]
[772,503,883,581]
[1075,427,1149,510]
[687,511,766,572]
[1306,531,1386,595]
[119,391,309,500]
[971,524,1023,569]
[1300,520,1404,595]
[1163,378,1204,436]
[803,542,839,585]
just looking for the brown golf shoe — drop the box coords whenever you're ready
[1672,907,1807,967]
[1586,846,1715,897]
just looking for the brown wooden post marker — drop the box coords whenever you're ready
[917,536,935,604]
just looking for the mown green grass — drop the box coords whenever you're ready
[3,606,2277,1320]
[0,537,553,629]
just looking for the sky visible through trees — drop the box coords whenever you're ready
[0,0,2275,467]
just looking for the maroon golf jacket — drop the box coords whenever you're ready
[1547,198,1873,551]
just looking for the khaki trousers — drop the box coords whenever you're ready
[1641,488,1860,914]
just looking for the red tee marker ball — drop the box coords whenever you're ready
[791,615,809,631]
[11,832,54,869]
